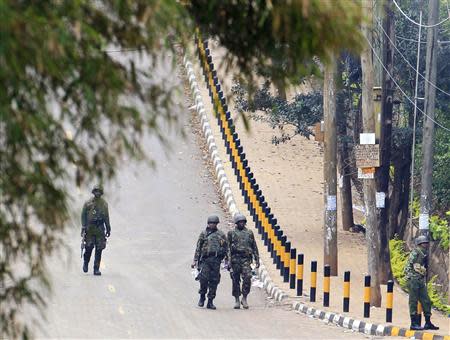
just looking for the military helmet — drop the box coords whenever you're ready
[207,215,220,224]
[234,213,247,224]
[92,185,104,195]
[415,235,429,246]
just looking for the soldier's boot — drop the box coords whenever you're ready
[83,261,89,273]
[198,294,206,307]
[206,299,216,310]
[234,297,240,309]
[93,249,102,276]
[410,315,424,330]
[423,316,439,330]
[241,295,249,309]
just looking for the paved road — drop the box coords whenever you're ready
[33,57,368,339]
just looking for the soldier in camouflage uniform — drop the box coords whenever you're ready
[191,215,228,310]
[404,235,439,330]
[227,213,259,309]
[81,185,111,276]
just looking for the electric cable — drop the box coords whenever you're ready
[392,0,450,28]
[376,18,450,97]
[365,35,450,132]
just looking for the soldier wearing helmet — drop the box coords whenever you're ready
[191,215,228,310]
[404,235,439,331]
[81,185,111,276]
[227,213,259,309]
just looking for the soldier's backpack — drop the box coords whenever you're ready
[205,231,226,257]
[230,229,252,256]
[85,200,103,224]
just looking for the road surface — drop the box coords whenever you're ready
[33,58,369,339]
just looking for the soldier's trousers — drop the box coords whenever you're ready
[84,227,106,270]
[230,257,252,297]
[198,257,222,299]
[408,279,432,316]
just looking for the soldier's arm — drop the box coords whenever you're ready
[250,231,260,264]
[81,203,87,228]
[193,232,205,262]
[103,201,111,233]
[227,231,233,258]
[223,232,229,262]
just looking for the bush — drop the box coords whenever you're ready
[429,213,450,251]
[389,238,409,290]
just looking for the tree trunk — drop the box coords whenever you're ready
[337,61,354,232]
[323,56,338,276]
[375,0,394,284]
[419,0,439,235]
[360,0,382,306]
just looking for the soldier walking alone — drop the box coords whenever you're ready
[228,213,259,309]
[405,236,439,331]
[191,215,228,310]
[81,185,111,276]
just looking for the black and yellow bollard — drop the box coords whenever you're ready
[297,254,304,296]
[364,275,371,318]
[283,241,291,282]
[386,280,394,323]
[290,248,296,289]
[343,271,350,312]
[323,265,331,307]
[310,261,317,302]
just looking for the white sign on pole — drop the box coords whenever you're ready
[419,213,429,230]
[376,192,386,208]
[360,133,376,145]
[327,195,337,211]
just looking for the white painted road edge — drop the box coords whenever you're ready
[182,54,287,304]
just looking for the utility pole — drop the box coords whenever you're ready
[361,0,381,306]
[337,57,354,232]
[376,0,394,284]
[419,0,440,236]
[323,56,338,276]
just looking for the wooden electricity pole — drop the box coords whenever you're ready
[361,0,381,306]
[419,0,439,236]
[323,56,338,276]
[376,0,394,284]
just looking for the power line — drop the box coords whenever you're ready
[392,0,450,28]
[375,18,450,97]
[365,35,450,132]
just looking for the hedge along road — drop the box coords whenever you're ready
[32,53,367,339]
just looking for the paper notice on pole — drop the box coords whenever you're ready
[339,175,344,188]
[360,133,376,145]
[419,214,429,230]
[327,195,337,211]
[358,167,375,179]
[376,192,386,208]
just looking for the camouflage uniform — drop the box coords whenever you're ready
[193,227,228,299]
[81,196,111,273]
[404,247,431,316]
[228,227,259,298]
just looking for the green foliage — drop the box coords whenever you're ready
[189,0,363,91]
[232,81,322,142]
[429,214,450,251]
[389,239,450,313]
[0,1,192,338]
[427,276,450,314]
[389,238,409,290]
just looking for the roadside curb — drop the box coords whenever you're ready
[182,54,238,218]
